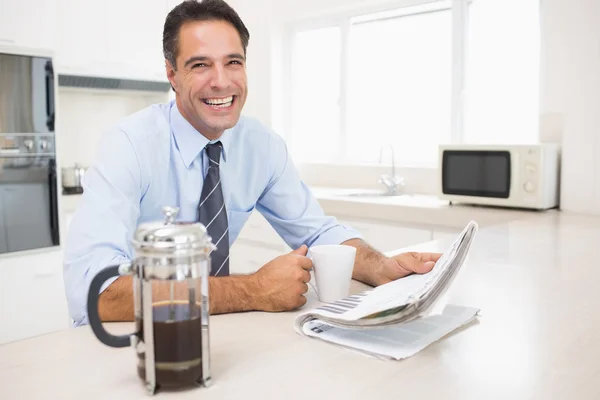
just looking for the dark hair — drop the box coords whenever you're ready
[163,0,250,70]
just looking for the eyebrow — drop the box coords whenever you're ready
[184,53,246,67]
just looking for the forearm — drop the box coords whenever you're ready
[343,238,388,287]
[98,274,260,322]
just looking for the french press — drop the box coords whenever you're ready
[87,206,215,395]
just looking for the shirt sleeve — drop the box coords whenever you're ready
[63,127,143,327]
[256,134,363,250]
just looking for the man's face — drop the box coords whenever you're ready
[167,20,248,138]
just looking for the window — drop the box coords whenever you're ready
[347,8,451,166]
[285,0,541,167]
[291,27,341,163]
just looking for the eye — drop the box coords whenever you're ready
[192,63,207,69]
[229,60,243,65]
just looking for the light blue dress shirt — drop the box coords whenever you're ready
[64,100,362,326]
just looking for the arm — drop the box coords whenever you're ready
[99,246,313,321]
[251,132,440,287]
[97,275,260,322]
[343,238,442,287]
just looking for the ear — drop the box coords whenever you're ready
[165,60,178,92]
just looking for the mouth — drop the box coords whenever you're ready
[202,96,235,110]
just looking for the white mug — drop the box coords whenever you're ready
[307,244,356,303]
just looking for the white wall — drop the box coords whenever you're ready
[540,0,600,215]
[56,89,169,169]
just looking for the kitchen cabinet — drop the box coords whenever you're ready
[0,0,57,50]
[231,211,290,274]
[55,0,107,77]
[0,249,70,345]
[56,0,168,81]
[230,242,283,275]
[337,218,432,254]
[104,0,168,81]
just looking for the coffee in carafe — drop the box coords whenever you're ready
[137,301,203,387]
[87,206,214,395]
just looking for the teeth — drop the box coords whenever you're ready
[204,96,233,105]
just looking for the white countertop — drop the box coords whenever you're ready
[2,211,599,399]
[311,186,549,229]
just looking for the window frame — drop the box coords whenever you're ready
[283,0,471,169]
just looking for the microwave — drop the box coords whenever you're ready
[438,144,561,210]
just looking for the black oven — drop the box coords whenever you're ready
[0,51,59,254]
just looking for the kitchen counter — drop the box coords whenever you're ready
[311,186,550,229]
[1,211,599,399]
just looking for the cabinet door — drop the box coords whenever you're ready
[0,250,70,344]
[17,0,57,50]
[237,211,287,248]
[0,0,56,49]
[230,241,283,275]
[105,0,168,81]
[56,0,108,75]
[338,218,432,254]
[0,0,18,44]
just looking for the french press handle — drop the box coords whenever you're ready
[87,263,134,348]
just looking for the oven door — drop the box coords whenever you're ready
[441,150,512,199]
[0,52,55,134]
[0,152,60,254]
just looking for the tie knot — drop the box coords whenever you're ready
[205,142,222,164]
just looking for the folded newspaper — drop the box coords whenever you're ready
[293,220,480,360]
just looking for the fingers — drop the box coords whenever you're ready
[290,244,308,256]
[302,270,311,283]
[300,282,309,294]
[297,295,307,308]
[297,256,313,270]
[417,252,442,262]
[395,253,436,274]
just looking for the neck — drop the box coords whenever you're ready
[175,97,223,141]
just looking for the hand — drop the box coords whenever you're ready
[374,252,442,285]
[251,245,313,312]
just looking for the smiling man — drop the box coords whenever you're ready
[63,0,441,326]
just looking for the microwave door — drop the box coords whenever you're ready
[442,151,511,199]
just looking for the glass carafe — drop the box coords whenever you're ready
[87,206,214,395]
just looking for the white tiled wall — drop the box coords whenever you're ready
[56,89,170,169]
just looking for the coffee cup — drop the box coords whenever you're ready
[307,244,356,303]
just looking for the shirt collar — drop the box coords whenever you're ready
[170,101,232,168]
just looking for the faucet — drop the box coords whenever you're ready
[378,144,405,195]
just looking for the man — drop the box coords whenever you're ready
[64,0,441,326]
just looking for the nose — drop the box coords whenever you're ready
[209,64,231,90]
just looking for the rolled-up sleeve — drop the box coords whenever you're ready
[256,135,362,250]
[63,127,143,326]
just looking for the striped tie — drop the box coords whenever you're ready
[197,142,229,277]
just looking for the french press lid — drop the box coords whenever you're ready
[132,206,215,256]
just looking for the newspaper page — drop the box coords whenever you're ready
[294,220,479,332]
[301,304,480,360]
